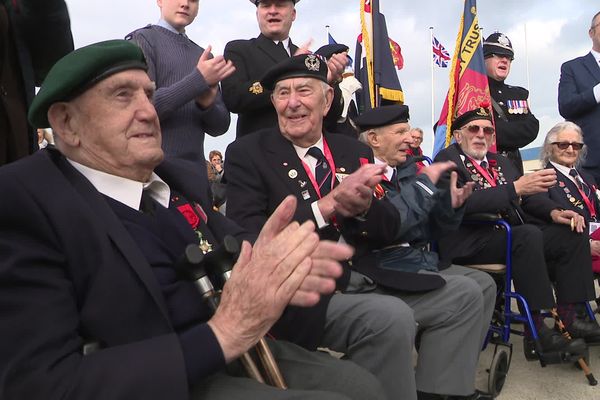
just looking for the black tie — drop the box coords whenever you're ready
[140,190,157,215]
[480,161,488,170]
[307,147,332,197]
[275,41,288,58]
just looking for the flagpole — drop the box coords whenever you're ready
[524,23,531,107]
[430,27,435,139]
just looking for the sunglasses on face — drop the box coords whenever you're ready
[463,125,495,135]
[552,142,584,150]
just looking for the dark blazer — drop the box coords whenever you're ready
[434,143,555,261]
[0,0,73,158]
[0,148,248,400]
[222,34,300,137]
[558,52,600,178]
[225,129,444,348]
[222,34,344,138]
[545,162,600,222]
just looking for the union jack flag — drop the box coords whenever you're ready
[432,36,450,68]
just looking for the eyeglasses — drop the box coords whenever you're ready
[463,125,495,135]
[552,142,584,150]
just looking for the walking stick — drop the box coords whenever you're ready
[550,308,597,386]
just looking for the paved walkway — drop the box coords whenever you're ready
[476,331,600,400]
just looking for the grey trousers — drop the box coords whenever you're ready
[190,339,386,400]
[322,267,494,399]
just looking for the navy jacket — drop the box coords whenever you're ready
[558,52,600,178]
[0,148,249,400]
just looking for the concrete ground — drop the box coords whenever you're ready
[475,329,600,400]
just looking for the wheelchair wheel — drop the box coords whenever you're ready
[488,347,510,398]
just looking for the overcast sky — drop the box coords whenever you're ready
[65,0,599,158]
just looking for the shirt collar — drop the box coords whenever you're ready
[293,135,324,160]
[374,157,395,181]
[157,18,184,35]
[68,159,171,210]
[591,49,600,64]
[274,38,291,55]
[550,161,578,184]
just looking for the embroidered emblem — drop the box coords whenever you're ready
[305,54,320,71]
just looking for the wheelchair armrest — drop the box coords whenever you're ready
[463,213,503,223]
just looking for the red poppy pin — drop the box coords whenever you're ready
[177,204,200,229]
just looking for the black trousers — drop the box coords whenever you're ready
[455,223,595,310]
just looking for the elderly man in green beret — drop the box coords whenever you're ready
[0,39,386,400]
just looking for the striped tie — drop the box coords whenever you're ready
[307,147,332,197]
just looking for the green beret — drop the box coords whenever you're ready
[28,39,147,128]
[261,53,328,91]
[354,105,410,131]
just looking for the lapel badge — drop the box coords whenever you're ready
[337,167,346,173]
[283,162,288,166]
[299,180,307,188]
[301,190,311,200]
[288,169,298,179]
[249,82,263,95]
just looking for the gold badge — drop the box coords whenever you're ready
[249,82,263,95]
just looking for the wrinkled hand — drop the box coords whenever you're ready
[550,209,586,233]
[318,163,386,220]
[421,161,457,185]
[513,168,557,196]
[196,45,236,87]
[208,196,319,361]
[326,52,348,84]
[289,239,353,307]
[590,240,600,257]
[450,171,475,209]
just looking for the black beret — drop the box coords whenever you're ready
[483,32,514,59]
[249,0,299,5]
[451,106,493,132]
[315,43,349,60]
[28,39,147,128]
[261,53,328,90]
[354,105,410,131]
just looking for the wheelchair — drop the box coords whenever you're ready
[461,214,598,397]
